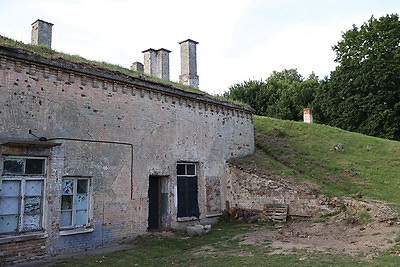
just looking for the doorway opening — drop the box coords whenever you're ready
[148,176,168,230]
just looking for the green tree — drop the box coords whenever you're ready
[224,79,266,113]
[313,14,400,140]
[225,69,319,121]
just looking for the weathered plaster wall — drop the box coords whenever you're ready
[225,164,333,216]
[0,46,254,262]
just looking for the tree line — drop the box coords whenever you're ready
[223,14,400,141]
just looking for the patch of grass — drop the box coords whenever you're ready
[321,210,341,218]
[49,221,400,266]
[345,210,372,226]
[313,218,328,223]
[51,222,267,266]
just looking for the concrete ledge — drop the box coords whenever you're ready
[206,213,222,218]
[177,216,200,222]
[0,232,48,244]
[59,227,94,236]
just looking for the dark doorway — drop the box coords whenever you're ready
[148,176,161,230]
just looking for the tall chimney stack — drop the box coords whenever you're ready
[142,48,171,80]
[157,48,171,80]
[142,48,158,76]
[303,108,313,123]
[179,39,199,88]
[31,19,53,48]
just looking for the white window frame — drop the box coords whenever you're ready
[177,163,196,177]
[60,177,91,230]
[0,156,47,236]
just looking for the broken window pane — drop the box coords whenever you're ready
[3,158,24,174]
[1,157,46,234]
[25,159,45,174]
[60,211,72,227]
[25,180,43,196]
[61,178,90,228]
[0,198,19,215]
[75,210,88,226]
[1,181,20,197]
[77,179,88,194]
[23,214,40,231]
[0,215,18,233]
[76,194,88,210]
[62,179,74,195]
[24,197,41,214]
[61,195,73,210]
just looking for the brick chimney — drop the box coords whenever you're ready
[31,19,53,48]
[142,48,158,76]
[303,108,313,123]
[142,48,171,80]
[157,48,171,80]
[131,62,144,72]
[179,39,199,88]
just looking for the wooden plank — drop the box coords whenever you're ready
[263,204,288,222]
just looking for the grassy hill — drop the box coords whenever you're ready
[235,115,400,206]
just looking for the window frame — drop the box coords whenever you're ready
[177,162,197,176]
[176,162,200,219]
[0,156,47,236]
[60,177,91,230]
[2,156,47,176]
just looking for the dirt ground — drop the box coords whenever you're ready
[14,198,400,266]
[238,219,398,258]
[236,198,400,259]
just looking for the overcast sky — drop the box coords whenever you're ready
[1,0,399,95]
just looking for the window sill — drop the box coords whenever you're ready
[0,232,48,244]
[60,227,94,236]
[206,213,222,218]
[177,216,200,222]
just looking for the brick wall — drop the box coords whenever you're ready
[0,238,47,265]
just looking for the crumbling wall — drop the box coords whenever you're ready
[225,163,334,216]
[0,46,254,263]
[0,237,47,264]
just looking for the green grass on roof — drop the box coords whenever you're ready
[0,35,247,107]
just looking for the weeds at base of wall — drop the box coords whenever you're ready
[344,210,372,226]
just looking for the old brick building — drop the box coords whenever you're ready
[0,21,254,263]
